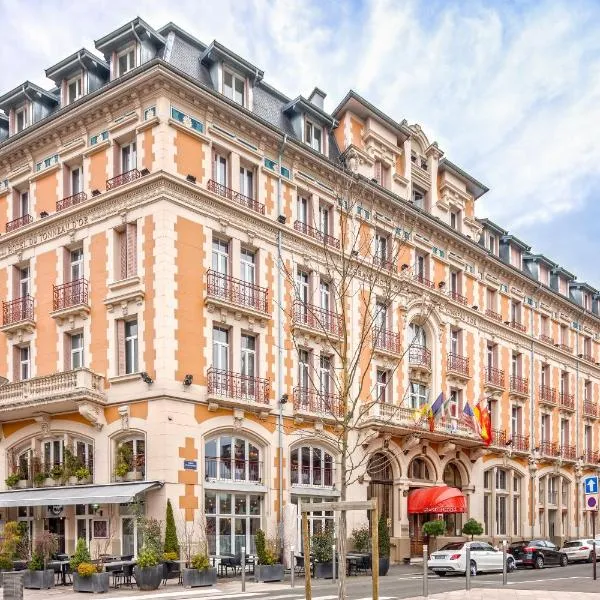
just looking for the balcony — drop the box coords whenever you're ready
[372,328,402,356]
[205,270,269,319]
[292,301,343,339]
[413,274,436,290]
[6,214,33,233]
[539,334,554,345]
[206,367,271,413]
[56,191,87,212]
[509,375,529,399]
[0,369,106,420]
[207,179,265,215]
[1,296,35,335]
[449,290,467,305]
[291,465,334,488]
[555,342,572,353]
[558,392,575,412]
[509,320,526,333]
[540,441,560,458]
[584,450,600,465]
[579,353,595,363]
[447,353,469,380]
[559,444,576,461]
[292,387,342,420]
[112,452,146,483]
[51,279,90,321]
[491,429,507,447]
[409,345,431,377]
[11,457,95,489]
[485,309,502,322]
[539,385,557,407]
[205,457,263,485]
[509,434,529,453]
[373,255,396,272]
[484,367,505,392]
[584,400,598,419]
[106,168,141,191]
[293,220,340,249]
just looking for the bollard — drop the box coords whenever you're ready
[423,544,428,598]
[465,543,471,591]
[332,544,336,581]
[502,540,507,586]
[291,546,295,588]
[241,546,246,592]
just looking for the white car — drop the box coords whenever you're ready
[561,539,600,563]
[428,541,516,576]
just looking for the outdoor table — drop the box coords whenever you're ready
[104,560,136,572]
[47,560,70,586]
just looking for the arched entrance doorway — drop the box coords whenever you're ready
[407,457,434,557]
[367,453,393,526]
[442,462,463,536]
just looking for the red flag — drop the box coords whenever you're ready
[474,401,492,446]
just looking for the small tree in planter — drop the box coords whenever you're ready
[71,538,110,593]
[134,517,163,591]
[254,529,284,582]
[24,532,57,589]
[462,518,484,541]
[422,520,446,556]
[183,552,217,588]
[0,521,21,579]
[312,528,334,579]
[163,499,180,560]
[351,525,370,553]
[378,515,391,576]
[114,443,132,482]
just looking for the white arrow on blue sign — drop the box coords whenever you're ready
[584,476,599,494]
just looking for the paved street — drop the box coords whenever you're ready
[13,562,600,599]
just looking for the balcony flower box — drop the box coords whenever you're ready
[24,569,54,589]
[73,572,110,593]
[182,567,217,587]
[126,470,143,482]
[254,564,284,582]
[43,478,56,488]
[17,479,29,489]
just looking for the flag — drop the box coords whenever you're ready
[462,401,477,431]
[473,401,492,446]
[413,402,430,424]
[429,392,444,432]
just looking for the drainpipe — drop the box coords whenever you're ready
[131,23,143,63]
[77,51,86,95]
[277,134,288,545]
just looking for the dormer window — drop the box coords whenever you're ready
[118,47,136,76]
[223,70,245,106]
[488,234,497,255]
[450,210,460,231]
[412,187,425,209]
[67,76,83,104]
[305,119,322,152]
[15,106,27,133]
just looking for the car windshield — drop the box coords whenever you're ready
[439,542,464,551]
[563,542,581,547]
[509,541,529,548]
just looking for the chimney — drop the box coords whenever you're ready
[308,87,326,110]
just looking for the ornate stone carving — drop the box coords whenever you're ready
[233,408,244,429]
[78,402,106,431]
[118,405,130,430]
[34,414,51,437]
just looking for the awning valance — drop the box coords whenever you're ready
[407,486,466,514]
[0,481,163,508]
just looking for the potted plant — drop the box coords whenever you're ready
[254,529,284,582]
[134,517,163,591]
[70,538,110,593]
[422,519,446,556]
[75,466,91,484]
[462,518,484,541]
[378,515,390,576]
[5,473,20,489]
[24,532,57,589]
[0,521,20,584]
[182,553,217,588]
[16,470,30,489]
[113,462,128,482]
[34,472,46,487]
[312,529,334,579]
[114,443,132,482]
[351,525,370,553]
[162,499,180,580]
[64,447,80,485]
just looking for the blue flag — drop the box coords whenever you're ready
[431,392,444,416]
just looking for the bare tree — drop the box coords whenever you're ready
[280,165,439,600]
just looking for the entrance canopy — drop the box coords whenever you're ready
[0,481,163,508]
[407,486,466,514]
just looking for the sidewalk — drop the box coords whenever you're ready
[405,590,600,599]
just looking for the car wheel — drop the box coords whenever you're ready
[507,558,516,572]
[438,572,447,577]
[534,555,544,569]
[587,553,593,563]
[470,560,477,576]
[560,554,568,567]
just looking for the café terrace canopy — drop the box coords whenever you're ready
[0,481,163,508]
[407,486,466,514]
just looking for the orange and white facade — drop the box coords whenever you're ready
[0,17,598,562]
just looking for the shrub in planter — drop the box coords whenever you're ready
[113,462,128,481]
[254,529,284,582]
[312,529,333,579]
[422,519,446,555]
[34,472,46,487]
[24,552,54,589]
[5,473,20,489]
[70,538,91,572]
[182,554,216,588]
[378,515,391,576]
[73,562,110,593]
[163,499,180,557]
[351,525,370,553]
[134,546,163,591]
[75,467,91,484]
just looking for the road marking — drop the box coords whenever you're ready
[104,592,262,600]
[507,576,590,584]
[312,596,339,600]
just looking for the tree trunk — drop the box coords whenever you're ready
[338,447,348,600]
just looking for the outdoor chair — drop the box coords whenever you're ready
[294,554,305,576]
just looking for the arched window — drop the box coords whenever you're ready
[367,453,393,524]
[442,462,464,535]
[114,436,145,482]
[443,462,462,488]
[409,323,427,347]
[408,457,431,481]
[205,435,261,483]
[483,467,522,537]
[290,446,334,487]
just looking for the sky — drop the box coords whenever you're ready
[1,0,599,285]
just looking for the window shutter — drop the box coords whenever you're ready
[117,320,126,375]
[13,346,20,382]
[118,230,127,280]
[64,334,72,371]
[374,161,382,185]
[126,222,137,277]
[63,248,71,284]
[114,144,121,177]
[212,151,217,181]
[12,266,19,299]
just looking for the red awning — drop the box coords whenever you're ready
[407,486,466,514]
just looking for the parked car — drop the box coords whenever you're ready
[428,541,515,576]
[508,540,568,569]
[561,539,600,563]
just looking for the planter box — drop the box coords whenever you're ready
[68,476,78,485]
[254,563,284,582]
[125,471,142,482]
[73,572,110,593]
[379,557,390,576]
[314,561,333,579]
[44,478,56,487]
[182,568,217,588]
[17,479,29,489]
[78,477,91,485]
[24,569,54,589]
[134,564,163,591]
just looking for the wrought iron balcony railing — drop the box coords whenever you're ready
[510,434,529,452]
[560,444,576,460]
[292,301,343,337]
[449,290,467,305]
[485,367,505,388]
[6,214,33,233]
[584,400,598,418]
[56,191,87,212]
[205,457,262,484]
[510,375,529,395]
[413,274,435,289]
[373,255,396,272]
[540,441,559,457]
[106,168,141,190]
[559,392,575,411]
[206,367,270,405]
[293,387,342,417]
[409,345,431,369]
[291,465,334,487]
[485,308,502,322]
[53,279,89,311]
[539,334,554,345]
[206,270,269,314]
[207,179,265,214]
[539,385,557,405]
[2,296,34,326]
[373,328,402,354]
[447,353,469,377]
[293,220,340,249]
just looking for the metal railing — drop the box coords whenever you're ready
[292,387,342,417]
[449,290,467,305]
[205,457,262,483]
[447,353,469,376]
[106,168,141,190]
[373,328,402,354]
[207,179,265,214]
[485,308,502,322]
[293,220,340,249]
[580,353,595,363]
[56,191,87,212]
[53,279,89,310]
[409,345,431,368]
[510,320,526,332]
[560,444,576,460]
[584,400,598,418]
[584,450,600,464]
[539,385,557,405]
[510,434,529,452]
[206,367,270,405]
[373,255,396,271]
[413,274,435,289]
[291,465,334,487]
[555,343,572,353]
[6,214,33,233]
[292,301,343,337]
[510,375,529,395]
[485,366,505,388]
[539,334,554,345]
[492,429,507,446]
[2,296,34,326]
[540,441,559,457]
[206,270,269,313]
[559,392,575,410]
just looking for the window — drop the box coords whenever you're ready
[408,457,430,480]
[239,166,254,199]
[585,380,592,403]
[541,413,550,444]
[375,301,388,332]
[15,106,27,132]
[290,446,334,487]
[117,223,137,280]
[223,71,245,106]
[121,142,137,173]
[70,166,82,195]
[118,48,136,76]
[448,389,461,419]
[291,496,334,546]
[296,270,309,304]
[18,265,30,298]
[560,418,569,447]
[298,349,310,391]
[409,382,428,410]
[115,437,145,480]
[319,280,330,311]
[204,436,261,484]
[411,187,424,209]
[43,439,64,471]
[318,204,330,236]
[240,334,256,397]
[415,253,427,279]
[560,324,569,348]
[450,210,460,231]
[240,248,255,286]
[124,320,138,374]
[584,337,593,359]
[450,329,461,355]
[19,346,30,381]
[484,468,522,537]
[305,120,322,152]
[511,300,521,325]
[374,160,390,188]
[297,196,309,224]
[67,76,83,103]
[488,234,497,255]
[541,314,550,337]
[375,234,388,262]
[486,288,496,312]
[376,369,389,404]
[541,363,550,388]
[560,371,569,396]
[214,153,228,186]
[585,425,592,452]
[486,342,496,370]
[449,270,461,297]
[409,322,427,348]
[511,352,521,377]
[19,190,29,218]
[70,248,84,281]
[212,326,229,371]
[319,354,331,395]
[70,333,84,369]
[511,406,522,437]
[212,239,229,277]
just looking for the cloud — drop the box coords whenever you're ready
[1,0,600,280]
